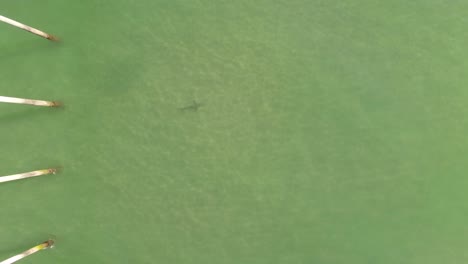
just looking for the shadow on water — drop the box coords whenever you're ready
[0,107,60,125]
[0,39,58,62]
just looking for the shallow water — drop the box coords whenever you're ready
[1,1,467,263]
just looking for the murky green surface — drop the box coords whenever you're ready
[1,1,468,263]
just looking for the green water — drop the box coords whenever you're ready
[1,1,468,263]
